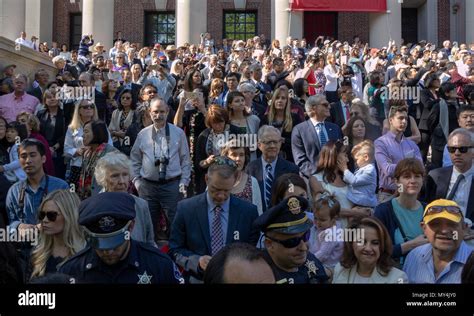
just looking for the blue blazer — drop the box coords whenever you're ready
[291,120,342,177]
[169,193,259,278]
[246,157,300,212]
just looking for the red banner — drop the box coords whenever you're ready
[290,0,387,12]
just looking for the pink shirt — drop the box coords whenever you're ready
[0,92,39,123]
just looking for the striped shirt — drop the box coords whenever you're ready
[403,241,473,284]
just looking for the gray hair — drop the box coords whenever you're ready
[448,128,474,145]
[94,152,131,188]
[52,56,66,64]
[305,94,327,113]
[14,74,28,83]
[238,82,256,93]
[257,125,281,141]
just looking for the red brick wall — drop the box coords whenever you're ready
[53,0,81,47]
[338,12,369,44]
[437,0,450,44]
[207,0,272,45]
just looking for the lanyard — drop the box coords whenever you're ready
[152,123,171,160]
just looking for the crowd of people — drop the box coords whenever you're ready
[0,29,474,284]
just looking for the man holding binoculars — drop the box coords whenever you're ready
[130,98,191,245]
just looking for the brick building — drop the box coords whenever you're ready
[0,0,473,51]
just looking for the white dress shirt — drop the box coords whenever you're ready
[448,164,474,216]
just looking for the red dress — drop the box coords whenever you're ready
[307,69,316,96]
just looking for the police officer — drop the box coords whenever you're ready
[253,196,329,284]
[59,192,184,284]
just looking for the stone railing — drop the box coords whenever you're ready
[0,36,56,87]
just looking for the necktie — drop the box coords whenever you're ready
[345,105,351,122]
[317,123,327,147]
[447,174,465,200]
[211,206,224,255]
[265,164,274,208]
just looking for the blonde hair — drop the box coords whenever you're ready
[268,86,293,133]
[351,140,374,161]
[30,190,85,279]
[17,112,41,133]
[68,99,99,131]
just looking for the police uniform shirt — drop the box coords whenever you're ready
[263,250,329,284]
[59,240,184,284]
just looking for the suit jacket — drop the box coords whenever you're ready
[419,88,440,131]
[329,101,350,128]
[291,120,342,177]
[27,86,45,103]
[246,157,299,212]
[169,193,259,280]
[36,108,66,152]
[424,166,474,221]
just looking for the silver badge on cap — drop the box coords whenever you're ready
[99,216,116,232]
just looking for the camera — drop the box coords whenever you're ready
[155,157,169,183]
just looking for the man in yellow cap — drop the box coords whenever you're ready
[403,199,473,283]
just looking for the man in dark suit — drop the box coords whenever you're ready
[27,69,49,102]
[291,94,342,177]
[169,157,259,283]
[425,128,474,221]
[247,125,299,212]
[115,69,142,102]
[329,83,354,128]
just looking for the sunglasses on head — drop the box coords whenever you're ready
[39,211,59,222]
[265,230,310,248]
[424,206,462,218]
[447,146,473,154]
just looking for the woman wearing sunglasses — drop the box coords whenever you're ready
[29,190,85,280]
[64,99,99,187]
[333,217,408,283]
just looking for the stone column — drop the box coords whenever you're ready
[176,0,207,46]
[272,0,290,46]
[82,0,115,50]
[0,0,26,41]
[369,0,402,48]
[466,0,474,44]
[25,0,54,45]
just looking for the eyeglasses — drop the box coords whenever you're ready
[265,230,310,248]
[350,111,360,116]
[80,104,95,109]
[447,146,473,154]
[260,140,281,146]
[424,206,462,218]
[146,90,157,95]
[39,211,59,222]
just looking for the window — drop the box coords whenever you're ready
[144,12,176,46]
[224,11,257,41]
[69,13,82,50]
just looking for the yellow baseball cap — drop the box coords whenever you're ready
[423,199,463,224]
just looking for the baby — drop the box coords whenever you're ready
[339,140,378,208]
[309,194,344,269]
